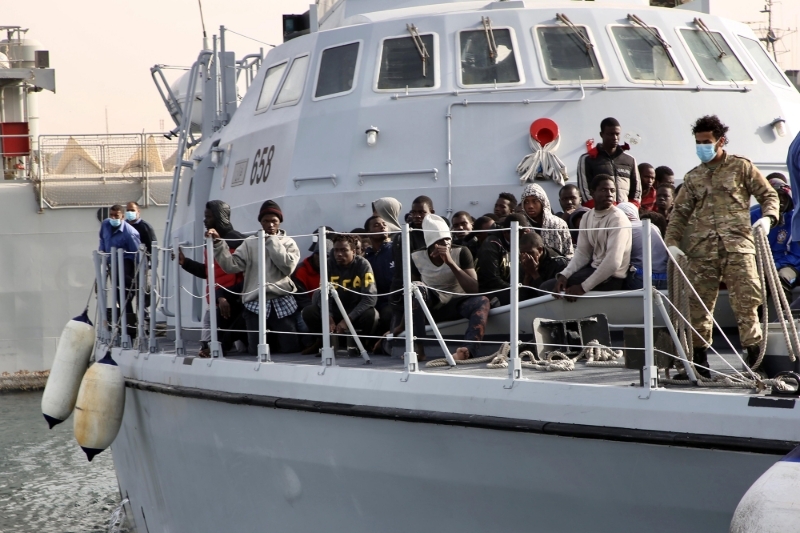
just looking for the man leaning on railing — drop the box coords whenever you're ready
[207,200,301,354]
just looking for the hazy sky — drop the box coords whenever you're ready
[5,0,799,135]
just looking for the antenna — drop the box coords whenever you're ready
[105,106,109,136]
[197,0,209,50]
[754,0,796,63]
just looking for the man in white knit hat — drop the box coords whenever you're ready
[408,214,490,361]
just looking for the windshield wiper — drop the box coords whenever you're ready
[693,17,726,59]
[406,24,430,77]
[627,13,671,51]
[481,16,499,63]
[556,13,593,54]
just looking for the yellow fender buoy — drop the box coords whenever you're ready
[41,311,95,429]
[73,351,126,461]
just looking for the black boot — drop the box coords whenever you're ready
[693,347,711,379]
[745,345,760,369]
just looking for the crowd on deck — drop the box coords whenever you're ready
[99,115,800,377]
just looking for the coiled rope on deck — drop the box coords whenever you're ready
[485,340,623,371]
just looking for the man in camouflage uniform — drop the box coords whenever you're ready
[665,115,779,377]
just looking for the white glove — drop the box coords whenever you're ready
[668,245,685,258]
[752,217,772,235]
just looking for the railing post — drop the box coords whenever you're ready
[402,223,418,377]
[149,242,159,353]
[207,236,222,359]
[507,221,521,388]
[318,226,335,370]
[93,251,109,344]
[117,247,132,349]
[137,245,146,352]
[257,229,270,363]
[173,244,185,356]
[110,246,119,346]
[641,218,657,393]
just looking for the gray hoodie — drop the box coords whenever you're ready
[373,197,402,232]
[213,229,300,303]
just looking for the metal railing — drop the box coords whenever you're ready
[35,133,179,209]
[95,221,672,394]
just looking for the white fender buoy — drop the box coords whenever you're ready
[73,351,126,462]
[41,311,95,429]
[730,445,800,532]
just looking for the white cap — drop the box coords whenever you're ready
[422,214,451,248]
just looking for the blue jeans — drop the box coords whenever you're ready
[626,271,668,290]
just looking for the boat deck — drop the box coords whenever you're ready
[148,329,755,391]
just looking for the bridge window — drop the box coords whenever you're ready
[535,26,604,83]
[610,26,683,82]
[377,34,436,90]
[458,27,521,86]
[256,61,287,111]
[679,29,752,83]
[275,55,310,106]
[738,36,790,87]
[315,42,360,99]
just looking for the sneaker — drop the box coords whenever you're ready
[198,347,211,358]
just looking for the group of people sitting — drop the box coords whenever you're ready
[152,170,666,361]
[99,115,799,363]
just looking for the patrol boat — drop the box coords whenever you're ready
[92,0,800,531]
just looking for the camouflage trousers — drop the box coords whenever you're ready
[686,250,762,348]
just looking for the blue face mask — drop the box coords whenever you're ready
[109,218,122,228]
[696,143,717,163]
[125,211,137,221]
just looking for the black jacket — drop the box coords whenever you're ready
[577,145,641,205]
[526,246,569,291]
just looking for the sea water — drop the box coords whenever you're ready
[0,391,121,533]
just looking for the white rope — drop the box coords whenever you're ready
[486,339,623,371]
[516,135,568,186]
[425,341,510,367]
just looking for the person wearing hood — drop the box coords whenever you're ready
[377,196,430,326]
[409,214,490,361]
[543,175,632,300]
[177,200,246,357]
[520,183,574,259]
[209,200,301,354]
[751,177,800,304]
[616,202,667,291]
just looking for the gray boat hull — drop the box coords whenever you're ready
[111,367,780,533]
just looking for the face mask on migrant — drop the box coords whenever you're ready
[109,218,122,228]
[125,211,137,221]
[696,142,717,163]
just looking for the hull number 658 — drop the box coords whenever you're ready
[250,145,275,185]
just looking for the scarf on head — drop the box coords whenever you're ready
[372,197,402,232]
[520,183,574,258]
